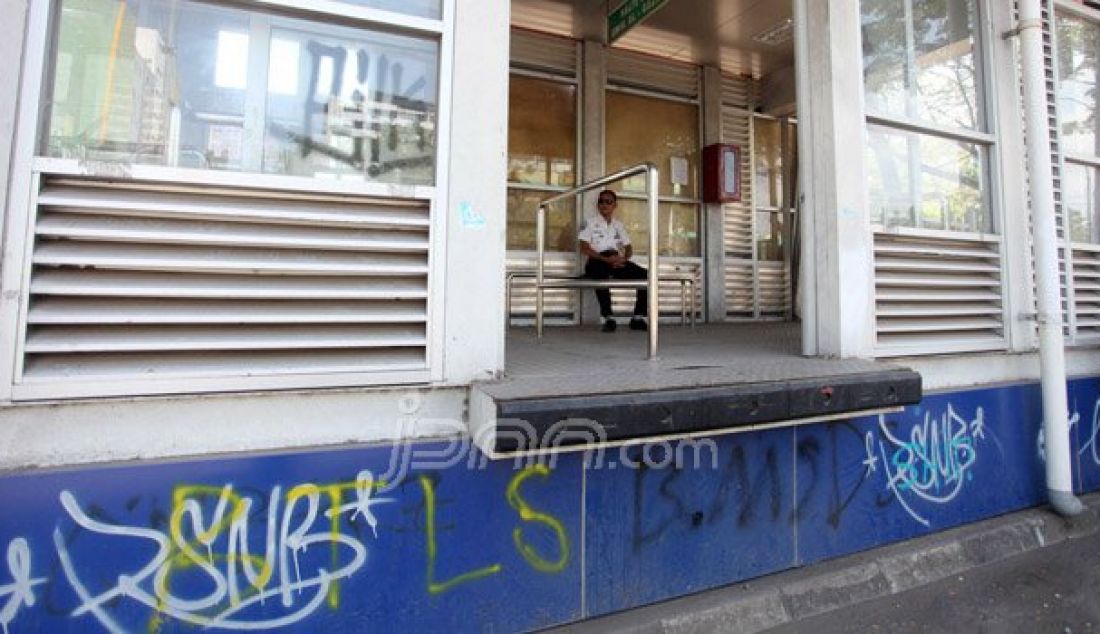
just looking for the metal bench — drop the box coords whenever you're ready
[506,272,697,328]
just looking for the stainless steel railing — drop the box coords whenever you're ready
[536,162,660,359]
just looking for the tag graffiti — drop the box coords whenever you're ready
[866,405,986,527]
[55,470,389,632]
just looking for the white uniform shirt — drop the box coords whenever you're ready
[578,214,631,253]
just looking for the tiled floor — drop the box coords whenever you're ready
[484,321,906,400]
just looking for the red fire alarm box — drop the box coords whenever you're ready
[702,143,741,203]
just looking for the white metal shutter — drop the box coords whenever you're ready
[721,73,758,109]
[1072,245,1100,338]
[609,260,702,321]
[874,232,1005,355]
[721,107,755,317]
[607,49,700,98]
[20,177,429,390]
[1034,0,1075,337]
[757,261,790,316]
[510,29,578,75]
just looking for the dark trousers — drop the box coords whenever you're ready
[585,250,648,318]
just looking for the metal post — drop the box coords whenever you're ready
[647,164,659,359]
[536,203,546,339]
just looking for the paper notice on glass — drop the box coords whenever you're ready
[670,156,689,186]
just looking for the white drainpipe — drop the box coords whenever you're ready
[1018,0,1082,516]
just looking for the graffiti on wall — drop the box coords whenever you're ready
[0,461,579,633]
[868,405,989,527]
[3,379,1096,630]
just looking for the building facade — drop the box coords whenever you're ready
[1,0,1100,631]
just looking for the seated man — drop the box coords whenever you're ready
[578,189,648,332]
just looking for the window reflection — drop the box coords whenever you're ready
[1065,163,1100,243]
[1058,14,1100,157]
[866,125,986,232]
[862,0,981,131]
[615,199,699,257]
[46,0,439,185]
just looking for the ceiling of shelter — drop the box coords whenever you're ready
[510,0,796,78]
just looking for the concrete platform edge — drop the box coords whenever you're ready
[552,493,1100,633]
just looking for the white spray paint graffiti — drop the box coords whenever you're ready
[0,538,46,634]
[866,405,986,527]
[1074,398,1100,467]
[50,469,391,631]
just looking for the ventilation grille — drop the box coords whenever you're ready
[510,29,577,76]
[721,73,757,109]
[607,49,699,98]
[1034,0,1074,336]
[721,107,755,317]
[20,178,430,387]
[758,261,790,316]
[1072,245,1100,338]
[874,232,1006,355]
[610,260,703,320]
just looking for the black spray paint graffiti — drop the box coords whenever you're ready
[270,40,434,176]
[630,410,991,550]
[630,425,877,552]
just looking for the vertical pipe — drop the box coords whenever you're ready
[1019,0,1082,516]
[536,204,546,339]
[647,163,659,359]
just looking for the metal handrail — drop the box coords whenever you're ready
[536,162,660,359]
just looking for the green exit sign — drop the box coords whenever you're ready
[608,0,670,43]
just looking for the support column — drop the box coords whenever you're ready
[793,0,875,358]
[442,0,510,381]
[702,66,725,323]
[580,40,607,324]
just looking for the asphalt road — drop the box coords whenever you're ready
[767,528,1100,633]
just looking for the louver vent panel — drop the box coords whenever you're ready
[1072,245,1100,338]
[510,29,577,75]
[607,49,699,98]
[21,179,430,384]
[724,262,754,317]
[874,232,1005,355]
[721,107,754,317]
[758,261,790,316]
[721,73,757,109]
[611,261,703,320]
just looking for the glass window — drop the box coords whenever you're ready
[615,199,699,257]
[340,0,442,20]
[754,118,783,209]
[46,0,440,186]
[606,91,699,199]
[508,76,576,187]
[1058,14,1100,157]
[1064,163,1099,243]
[506,75,576,252]
[506,189,576,251]
[755,211,785,262]
[862,0,981,132]
[866,125,987,232]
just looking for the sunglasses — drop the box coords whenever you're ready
[597,198,615,204]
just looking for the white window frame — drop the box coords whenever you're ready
[863,0,998,236]
[0,0,455,400]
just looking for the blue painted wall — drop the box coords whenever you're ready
[1,377,1098,632]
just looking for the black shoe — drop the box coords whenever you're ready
[601,318,617,332]
[629,317,648,331]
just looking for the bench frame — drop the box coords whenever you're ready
[534,163,662,358]
[506,272,697,328]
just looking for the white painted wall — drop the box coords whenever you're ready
[0,387,468,470]
[794,0,876,358]
[440,0,510,383]
[0,0,28,253]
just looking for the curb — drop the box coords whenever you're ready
[556,493,1100,633]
